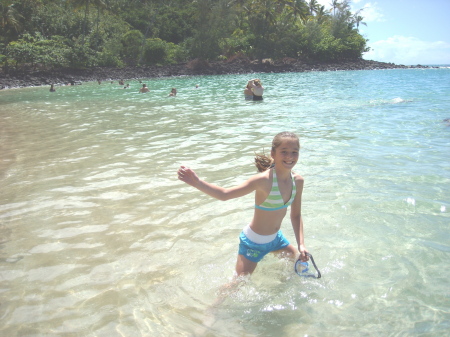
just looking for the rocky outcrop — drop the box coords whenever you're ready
[0,59,434,90]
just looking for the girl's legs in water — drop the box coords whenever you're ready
[215,254,256,298]
[211,254,256,312]
[219,244,298,297]
[215,245,297,309]
[201,255,257,333]
[235,254,258,276]
[272,243,299,260]
[235,243,298,277]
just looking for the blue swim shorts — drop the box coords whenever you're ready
[238,230,290,263]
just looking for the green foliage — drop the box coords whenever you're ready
[219,29,252,57]
[0,0,24,43]
[31,2,80,39]
[142,38,171,65]
[101,35,125,67]
[34,36,72,69]
[165,41,189,64]
[186,0,230,61]
[154,6,195,44]
[121,30,144,66]
[274,32,303,59]
[315,34,343,61]
[97,49,124,67]
[1,0,369,71]
[67,41,98,68]
[6,35,36,68]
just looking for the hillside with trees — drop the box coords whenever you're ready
[1,0,370,72]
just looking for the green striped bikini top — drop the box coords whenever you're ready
[255,169,296,211]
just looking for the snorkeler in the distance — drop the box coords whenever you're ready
[177,131,309,278]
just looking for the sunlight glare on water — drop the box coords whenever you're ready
[0,68,449,336]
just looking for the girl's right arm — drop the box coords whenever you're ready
[177,165,258,201]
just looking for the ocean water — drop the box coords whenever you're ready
[0,68,449,336]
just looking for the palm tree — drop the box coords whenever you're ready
[308,0,319,16]
[69,0,91,40]
[336,0,351,15]
[353,8,366,29]
[228,0,250,31]
[139,0,165,64]
[286,0,310,24]
[316,5,330,24]
[69,0,106,43]
[92,0,106,50]
[0,0,23,39]
[329,0,339,16]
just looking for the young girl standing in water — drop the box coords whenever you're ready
[177,131,309,276]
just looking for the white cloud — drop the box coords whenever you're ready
[359,2,384,22]
[316,0,331,7]
[364,36,450,65]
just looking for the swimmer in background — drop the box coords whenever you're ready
[49,84,56,92]
[169,88,177,96]
[248,78,264,101]
[177,131,309,279]
[139,84,149,93]
[244,83,253,100]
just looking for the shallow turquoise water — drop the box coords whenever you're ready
[0,68,449,336]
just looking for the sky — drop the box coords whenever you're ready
[317,0,450,65]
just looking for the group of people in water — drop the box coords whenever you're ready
[113,79,177,96]
[50,77,264,100]
[138,84,177,96]
[244,78,264,101]
[137,78,264,100]
[49,79,178,96]
[138,78,264,100]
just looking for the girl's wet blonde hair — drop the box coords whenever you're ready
[254,132,300,172]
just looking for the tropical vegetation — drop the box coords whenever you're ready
[0,0,369,71]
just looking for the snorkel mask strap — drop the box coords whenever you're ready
[306,253,321,279]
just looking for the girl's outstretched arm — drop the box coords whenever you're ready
[177,165,200,187]
[177,165,258,201]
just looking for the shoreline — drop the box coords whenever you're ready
[0,59,435,90]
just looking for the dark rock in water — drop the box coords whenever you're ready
[0,59,435,90]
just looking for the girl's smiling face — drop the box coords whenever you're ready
[271,138,300,170]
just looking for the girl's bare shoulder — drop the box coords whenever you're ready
[248,169,271,188]
[292,171,305,184]
[250,169,270,181]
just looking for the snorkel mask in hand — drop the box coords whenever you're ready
[295,252,321,278]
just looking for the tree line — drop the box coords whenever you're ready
[0,0,369,71]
